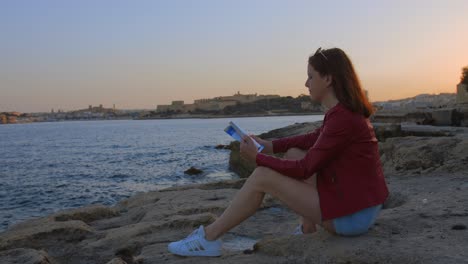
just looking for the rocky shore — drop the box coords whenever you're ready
[1,121,467,264]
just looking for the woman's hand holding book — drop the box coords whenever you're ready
[249,135,273,154]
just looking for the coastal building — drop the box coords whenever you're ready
[0,112,20,124]
[0,114,6,124]
[374,93,456,112]
[156,101,195,112]
[82,104,113,113]
[43,104,118,121]
[156,91,280,113]
[457,83,468,104]
[7,116,17,124]
[192,99,237,111]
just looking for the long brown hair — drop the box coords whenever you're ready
[308,47,375,118]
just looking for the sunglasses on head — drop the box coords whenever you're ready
[315,47,328,60]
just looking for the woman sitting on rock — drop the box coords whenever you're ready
[168,47,390,257]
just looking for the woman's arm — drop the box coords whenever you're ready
[271,127,322,154]
[255,111,353,180]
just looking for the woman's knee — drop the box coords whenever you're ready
[247,166,278,191]
[247,166,269,185]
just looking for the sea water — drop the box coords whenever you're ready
[0,115,323,231]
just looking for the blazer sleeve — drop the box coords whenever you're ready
[271,127,322,153]
[255,110,353,180]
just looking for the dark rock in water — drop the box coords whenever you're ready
[451,224,466,230]
[184,166,203,175]
[215,144,232,150]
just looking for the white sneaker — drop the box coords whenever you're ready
[293,224,304,235]
[167,225,222,257]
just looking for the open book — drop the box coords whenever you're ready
[224,121,265,152]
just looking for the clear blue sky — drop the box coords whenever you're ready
[1,0,467,112]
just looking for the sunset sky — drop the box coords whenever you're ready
[1,0,468,112]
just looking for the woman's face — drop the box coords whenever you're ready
[305,64,332,102]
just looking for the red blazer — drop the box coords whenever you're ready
[255,102,389,221]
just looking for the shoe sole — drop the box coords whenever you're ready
[169,249,222,257]
[168,244,222,257]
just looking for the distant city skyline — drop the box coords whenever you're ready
[1,0,467,112]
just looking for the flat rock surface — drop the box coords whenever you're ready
[1,121,467,264]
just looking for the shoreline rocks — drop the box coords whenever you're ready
[1,121,467,263]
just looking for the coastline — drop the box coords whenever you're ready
[1,121,467,263]
[5,112,324,125]
[136,111,324,120]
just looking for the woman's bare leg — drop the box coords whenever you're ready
[283,148,318,233]
[203,164,327,241]
[204,167,266,241]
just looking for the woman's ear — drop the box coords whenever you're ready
[324,74,332,87]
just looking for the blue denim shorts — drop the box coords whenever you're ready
[332,203,383,236]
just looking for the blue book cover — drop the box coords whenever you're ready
[224,121,265,152]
